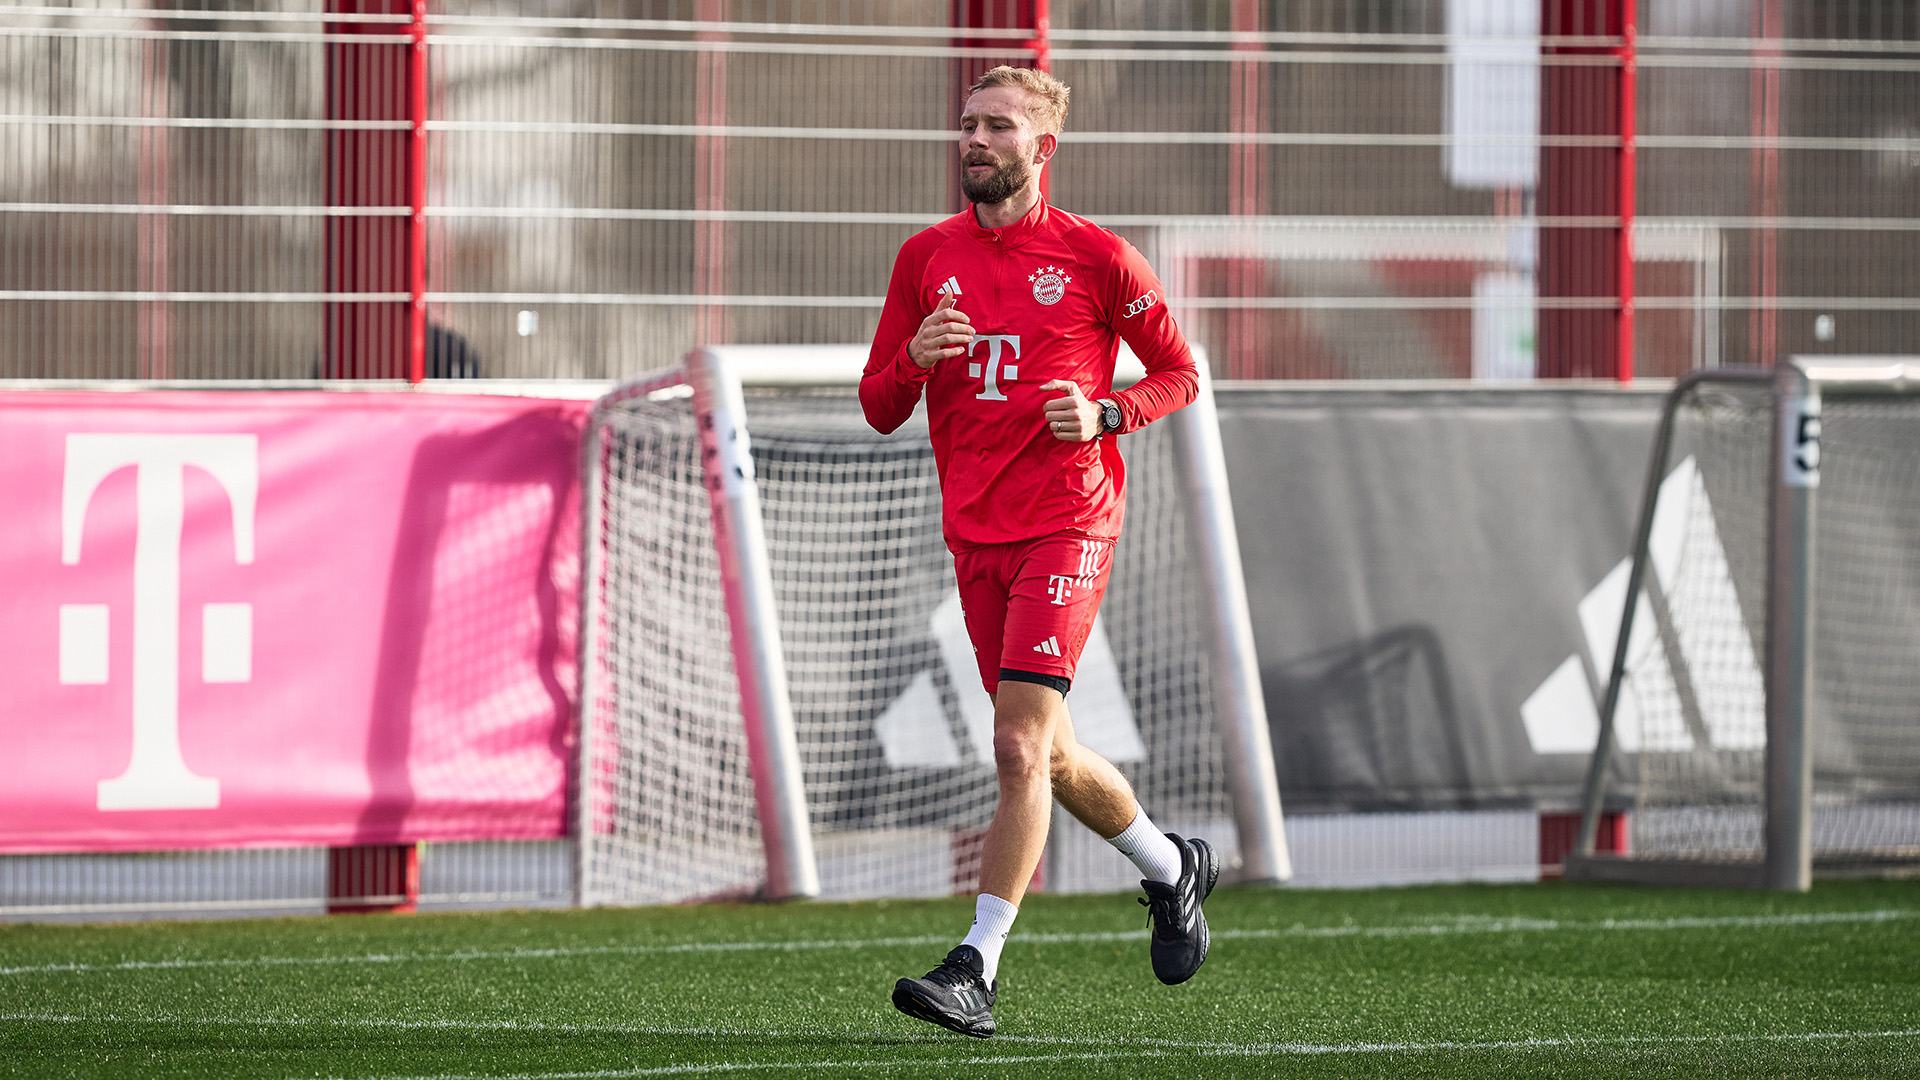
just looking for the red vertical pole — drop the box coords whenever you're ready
[1538,0,1624,379]
[1751,0,1781,367]
[322,5,421,897]
[407,0,427,383]
[326,843,420,914]
[1615,0,1637,382]
[324,1,408,379]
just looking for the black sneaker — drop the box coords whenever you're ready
[1138,833,1220,985]
[891,945,997,1038]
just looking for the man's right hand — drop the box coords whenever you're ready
[909,292,973,370]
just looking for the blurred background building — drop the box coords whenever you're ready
[1,0,1915,382]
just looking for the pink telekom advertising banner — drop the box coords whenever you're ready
[0,391,589,853]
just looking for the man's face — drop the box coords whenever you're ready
[959,86,1046,206]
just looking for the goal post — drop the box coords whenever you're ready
[1567,357,1920,891]
[1171,357,1291,884]
[575,352,823,905]
[575,345,1290,906]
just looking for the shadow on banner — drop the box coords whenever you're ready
[353,410,582,845]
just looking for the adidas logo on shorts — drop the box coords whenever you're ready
[1032,636,1062,657]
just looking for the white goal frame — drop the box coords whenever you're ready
[1567,356,1920,891]
[574,345,1290,906]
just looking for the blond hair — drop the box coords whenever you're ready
[967,66,1070,136]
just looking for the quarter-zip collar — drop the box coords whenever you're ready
[967,197,1049,249]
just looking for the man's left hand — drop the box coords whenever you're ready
[1040,380,1101,442]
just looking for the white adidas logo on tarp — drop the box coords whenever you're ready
[1520,455,1766,756]
[1032,636,1061,657]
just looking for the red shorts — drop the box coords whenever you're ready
[953,534,1115,693]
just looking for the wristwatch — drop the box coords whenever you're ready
[1098,398,1123,436]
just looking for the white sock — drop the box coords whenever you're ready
[958,892,1019,985]
[1108,809,1184,886]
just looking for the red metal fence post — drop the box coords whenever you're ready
[322,5,422,903]
[1616,0,1637,382]
[326,843,420,914]
[1751,0,1781,367]
[407,0,427,383]
[323,1,410,379]
[1538,0,1625,379]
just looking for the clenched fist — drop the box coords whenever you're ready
[1041,380,1102,442]
[910,292,974,370]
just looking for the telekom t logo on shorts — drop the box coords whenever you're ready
[60,434,258,812]
[1046,575,1077,605]
[967,335,1020,401]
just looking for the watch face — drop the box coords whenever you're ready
[1102,402,1123,432]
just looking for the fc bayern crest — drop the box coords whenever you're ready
[1029,265,1071,306]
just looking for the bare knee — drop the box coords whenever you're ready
[991,680,1065,787]
[992,724,1048,782]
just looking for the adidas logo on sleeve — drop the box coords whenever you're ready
[1032,636,1062,657]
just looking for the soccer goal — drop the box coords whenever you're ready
[574,346,1290,906]
[1565,357,1920,890]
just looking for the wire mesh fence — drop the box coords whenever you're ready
[2,1,1916,382]
[0,839,571,921]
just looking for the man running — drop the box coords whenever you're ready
[860,65,1215,1039]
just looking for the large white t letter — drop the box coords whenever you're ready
[966,335,1021,401]
[62,434,257,811]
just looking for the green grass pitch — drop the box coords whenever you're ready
[4,879,1919,1078]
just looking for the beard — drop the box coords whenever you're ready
[960,150,1033,206]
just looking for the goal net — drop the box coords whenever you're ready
[577,348,1284,905]
[1572,359,1920,884]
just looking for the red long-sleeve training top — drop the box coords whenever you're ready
[861,200,1199,550]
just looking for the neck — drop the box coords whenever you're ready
[972,184,1042,230]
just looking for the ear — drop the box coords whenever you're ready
[1032,131,1057,168]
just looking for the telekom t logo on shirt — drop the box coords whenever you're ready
[967,335,1020,401]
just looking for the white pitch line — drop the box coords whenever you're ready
[7,1011,1918,1077]
[3,908,1913,978]
[0,1013,828,1041]
[338,1028,1920,1078]
[0,1012,1321,1050]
